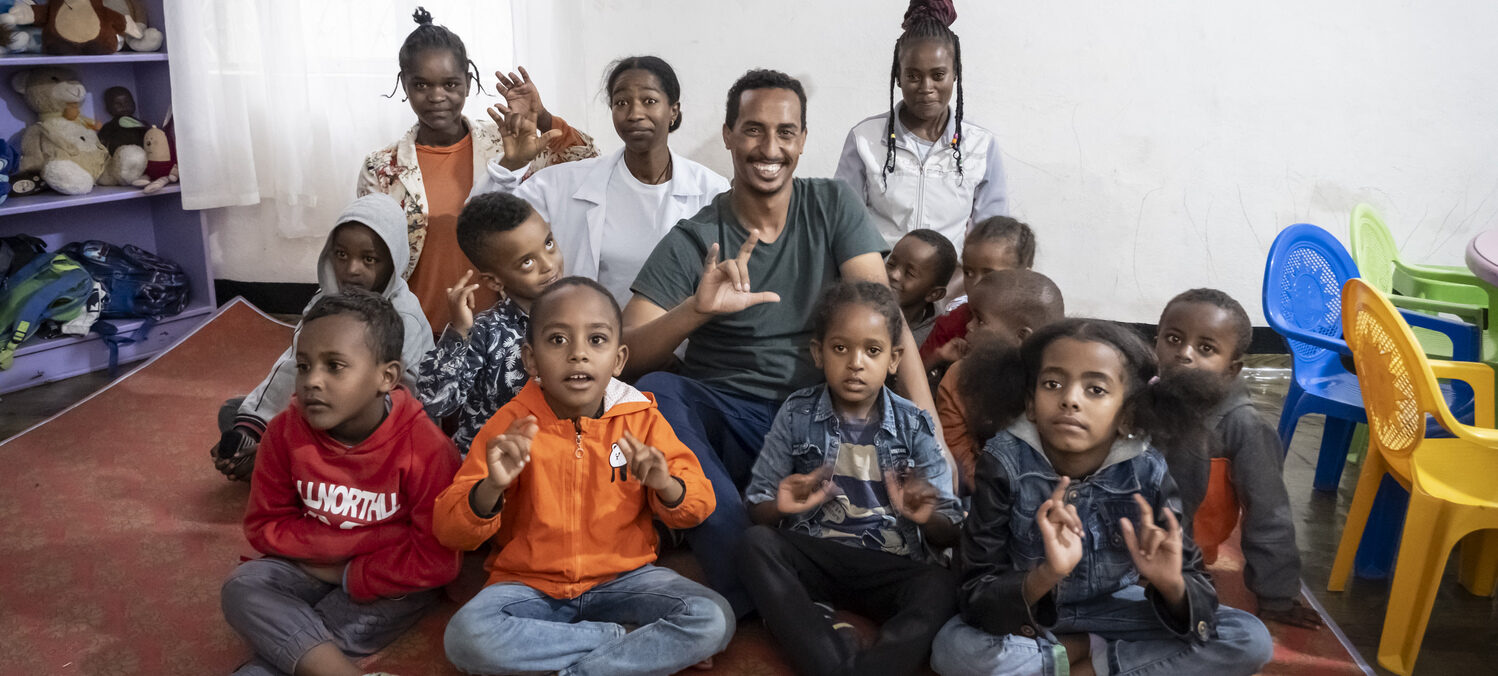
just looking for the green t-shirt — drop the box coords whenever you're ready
[631,178,887,402]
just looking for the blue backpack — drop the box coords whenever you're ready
[60,240,190,319]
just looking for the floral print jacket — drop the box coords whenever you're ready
[356,115,598,278]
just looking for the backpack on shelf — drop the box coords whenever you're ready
[0,252,94,370]
[59,240,190,319]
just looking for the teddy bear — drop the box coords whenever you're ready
[11,67,146,195]
[102,0,161,52]
[1,0,143,56]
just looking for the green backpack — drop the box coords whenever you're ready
[0,252,94,369]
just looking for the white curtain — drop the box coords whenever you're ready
[165,0,513,238]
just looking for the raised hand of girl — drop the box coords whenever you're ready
[1119,493,1186,602]
[1035,476,1084,579]
[489,102,562,172]
[495,67,552,131]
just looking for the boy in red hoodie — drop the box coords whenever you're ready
[435,277,733,676]
[221,289,461,676]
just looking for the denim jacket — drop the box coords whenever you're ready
[957,420,1220,644]
[744,384,962,563]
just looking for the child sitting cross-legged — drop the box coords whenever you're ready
[737,281,963,676]
[939,269,1065,496]
[434,277,733,676]
[220,289,462,676]
[885,229,958,346]
[932,319,1273,676]
[1154,288,1322,629]
[418,191,563,455]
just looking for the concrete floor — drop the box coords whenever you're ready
[1,358,1495,675]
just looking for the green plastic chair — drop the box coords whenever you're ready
[1349,204,1493,361]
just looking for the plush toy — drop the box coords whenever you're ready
[0,0,39,53]
[1,0,143,56]
[135,120,176,193]
[0,140,19,205]
[11,67,146,195]
[101,0,160,51]
[97,86,147,153]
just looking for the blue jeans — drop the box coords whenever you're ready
[636,371,781,618]
[930,586,1272,676]
[443,564,734,676]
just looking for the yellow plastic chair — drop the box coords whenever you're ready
[1333,278,1498,674]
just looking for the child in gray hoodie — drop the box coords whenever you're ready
[211,193,434,480]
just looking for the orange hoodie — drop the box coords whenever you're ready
[433,378,715,599]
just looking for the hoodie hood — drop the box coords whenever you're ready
[318,193,411,299]
[1007,418,1151,475]
[508,378,654,424]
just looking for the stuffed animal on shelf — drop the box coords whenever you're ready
[1,0,143,56]
[11,67,146,195]
[101,0,160,51]
[0,0,40,53]
[135,120,176,193]
[98,86,148,153]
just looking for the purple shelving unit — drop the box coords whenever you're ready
[0,0,215,395]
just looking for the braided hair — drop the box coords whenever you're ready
[882,0,963,189]
[386,7,487,99]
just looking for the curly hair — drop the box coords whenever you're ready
[725,69,807,130]
[966,216,1036,269]
[900,229,958,289]
[302,287,404,364]
[526,277,622,344]
[1161,288,1254,359]
[457,192,536,272]
[811,280,906,344]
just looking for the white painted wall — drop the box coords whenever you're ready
[210,0,1498,324]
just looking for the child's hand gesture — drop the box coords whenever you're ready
[1119,493,1186,601]
[619,432,684,504]
[885,468,940,525]
[693,234,782,316]
[1036,477,1085,579]
[935,336,969,365]
[776,465,834,516]
[446,269,482,339]
[482,416,538,493]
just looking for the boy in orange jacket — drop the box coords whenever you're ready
[221,289,461,676]
[435,277,734,675]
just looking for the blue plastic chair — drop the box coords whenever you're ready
[1265,224,1481,579]
[1263,224,1480,491]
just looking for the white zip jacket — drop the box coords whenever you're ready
[480,147,729,305]
[835,104,1009,252]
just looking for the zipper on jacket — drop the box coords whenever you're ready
[568,418,584,582]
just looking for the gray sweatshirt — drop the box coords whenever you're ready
[235,193,434,426]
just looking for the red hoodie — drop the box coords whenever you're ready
[244,386,461,602]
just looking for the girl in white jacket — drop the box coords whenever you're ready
[835,0,1008,256]
[481,56,729,306]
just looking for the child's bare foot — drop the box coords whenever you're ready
[1059,633,1095,676]
[689,657,714,670]
[1260,599,1324,629]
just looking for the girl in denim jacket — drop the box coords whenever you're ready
[933,319,1274,676]
[738,281,963,676]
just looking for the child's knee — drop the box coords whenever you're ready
[680,592,736,653]
[1212,607,1275,673]
[931,616,1048,676]
[442,604,497,671]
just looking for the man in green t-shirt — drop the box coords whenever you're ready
[624,69,939,618]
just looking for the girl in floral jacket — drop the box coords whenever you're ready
[357,7,596,333]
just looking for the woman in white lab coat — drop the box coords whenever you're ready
[480,56,729,305]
